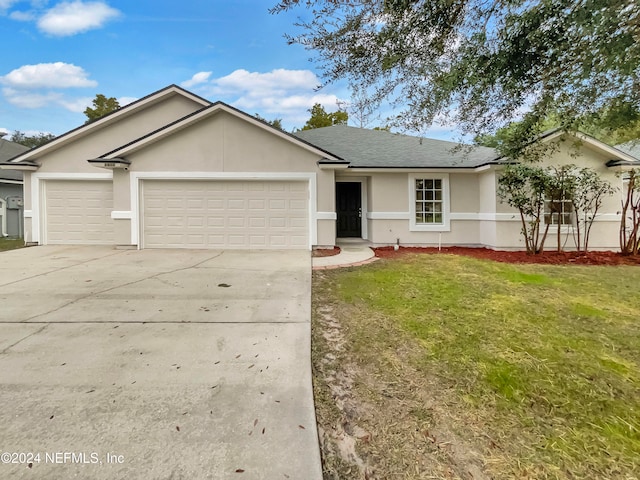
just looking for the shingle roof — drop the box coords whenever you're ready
[0,139,29,182]
[294,125,498,168]
[614,140,640,163]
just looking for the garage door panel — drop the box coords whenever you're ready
[45,180,114,245]
[142,180,309,249]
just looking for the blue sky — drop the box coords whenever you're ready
[0,0,456,139]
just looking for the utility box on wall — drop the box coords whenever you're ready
[7,196,23,209]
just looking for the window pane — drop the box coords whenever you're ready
[415,177,446,225]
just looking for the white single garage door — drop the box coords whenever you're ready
[44,180,114,245]
[142,180,309,249]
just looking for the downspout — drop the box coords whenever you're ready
[0,197,7,237]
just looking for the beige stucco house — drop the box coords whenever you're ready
[1,84,638,251]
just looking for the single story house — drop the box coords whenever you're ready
[0,138,30,237]
[1,84,638,251]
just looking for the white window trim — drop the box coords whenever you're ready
[543,196,575,232]
[409,173,451,232]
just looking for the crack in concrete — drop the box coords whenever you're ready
[0,324,48,354]
[0,249,128,288]
[20,251,226,323]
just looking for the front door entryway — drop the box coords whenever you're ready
[336,182,362,237]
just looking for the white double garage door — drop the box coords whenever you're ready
[44,179,309,249]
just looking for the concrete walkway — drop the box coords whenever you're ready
[312,240,379,270]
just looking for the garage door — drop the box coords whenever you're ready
[142,180,309,249]
[44,180,114,245]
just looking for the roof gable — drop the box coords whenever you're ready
[6,85,211,164]
[101,101,345,163]
[540,130,640,165]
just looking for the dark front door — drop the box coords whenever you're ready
[336,182,362,237]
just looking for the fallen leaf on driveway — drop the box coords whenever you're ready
[218,283,231,288]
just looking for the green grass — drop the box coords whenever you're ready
[317,254,640,479]
[0,237,24,251]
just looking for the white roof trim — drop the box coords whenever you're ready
[6,85,211,164]
[542,130,640,163]
[103,103,344,162]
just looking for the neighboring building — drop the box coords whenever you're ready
[1,85,638,250]
[0,138,30,237]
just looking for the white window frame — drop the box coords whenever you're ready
[543,196,574,228]
[409,173,451,232]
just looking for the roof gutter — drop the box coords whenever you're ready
[0,161,40,171]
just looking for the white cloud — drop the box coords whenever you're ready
[118,96,137,106]
[9,10,36,21]
[2,87,97,114]
[0,0,19,10]
[37,1,120,36]
[2,87,63,109]
[213,69,319,96]
[181,72,212,89]
[187,68,345,129]
[57,96,93,113]
[1,62,98,89]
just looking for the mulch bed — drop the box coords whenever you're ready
[312,246,341,258]
[374,246,640,266]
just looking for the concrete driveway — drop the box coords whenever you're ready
[0,246,322,480]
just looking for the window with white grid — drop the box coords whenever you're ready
[409,173,450,232]
[415,178,444,224]
[544,197,574,226]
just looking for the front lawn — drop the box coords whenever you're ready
[0,237,24,252]
[312,254,640,479]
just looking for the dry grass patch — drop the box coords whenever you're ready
[312,255,640,479]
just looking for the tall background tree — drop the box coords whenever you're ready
[7,131,56,149]
[84,94,120,124]
[254,114,284,130]
[273,0,640,157]
[300,103,348,130]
